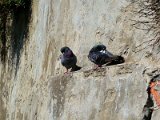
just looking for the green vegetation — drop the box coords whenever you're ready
[0,0,27,7]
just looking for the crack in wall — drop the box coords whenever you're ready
[142,75,160,120]
[142,85,154,120]
[130,0,160,54]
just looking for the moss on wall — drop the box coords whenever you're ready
[0,0,27,7]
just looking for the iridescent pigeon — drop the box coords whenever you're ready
[60,46,81,73]
[88,44,124,68]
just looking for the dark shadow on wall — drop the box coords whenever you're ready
[0,10,8,64]
[0,0,32,74]
[142,87,154,120]
[11,0,32,74]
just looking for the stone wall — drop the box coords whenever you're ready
[0,0,160,120]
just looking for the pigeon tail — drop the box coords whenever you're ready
[71,65,81,72]
[106,55,125,65]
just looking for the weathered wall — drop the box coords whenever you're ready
[0,0,160,120]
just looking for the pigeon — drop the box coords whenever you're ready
[88,44,124,68]
[60,46,81,73]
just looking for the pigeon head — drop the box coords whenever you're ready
[60,46,72,54]
[96,44,106,51]
[90,44,106,52]
[60,46,74,57]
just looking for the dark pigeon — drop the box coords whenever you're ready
[88,44,125,67]
[60,46,81,73]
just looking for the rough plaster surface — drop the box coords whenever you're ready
[50,64,147,120]
[0,0,160,120]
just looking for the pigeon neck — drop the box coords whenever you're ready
[64,51,74,57]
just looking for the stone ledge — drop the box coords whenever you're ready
[48,63,150,120]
